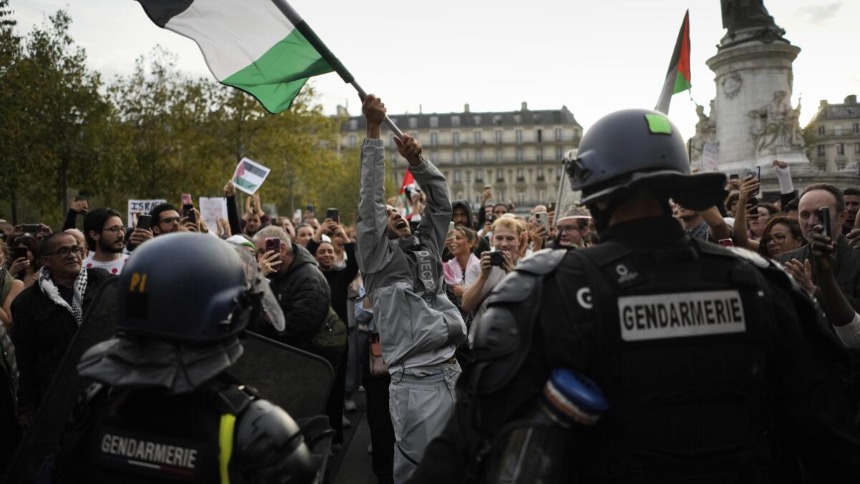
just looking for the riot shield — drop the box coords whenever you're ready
[230,331,335,420]
[4,277,119,484]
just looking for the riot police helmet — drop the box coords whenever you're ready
[565,109,725,211]
[116,232,261,344]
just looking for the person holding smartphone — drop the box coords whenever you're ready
[807,219,860,349]
[8,236,40,289]
[461,217,525,326]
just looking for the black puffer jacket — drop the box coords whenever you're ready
[256,243,331,351]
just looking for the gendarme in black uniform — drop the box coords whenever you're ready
[410,109,860,483]
[53,233,317,484]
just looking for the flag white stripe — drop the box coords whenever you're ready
[165,0,295,80]
[239,172,265,186]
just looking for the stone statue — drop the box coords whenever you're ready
[721,0,773,33]
[749,90,804,154]
[689,102,717,162]
[720,0,786,46]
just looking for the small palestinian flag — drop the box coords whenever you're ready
[399,170,418,218]
[232,157,271,195]
[655,10,691,114]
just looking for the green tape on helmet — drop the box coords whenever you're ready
[645,114,673,135]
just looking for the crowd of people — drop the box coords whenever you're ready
[1,99,860,482]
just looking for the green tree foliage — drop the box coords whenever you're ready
[0,10,110,225]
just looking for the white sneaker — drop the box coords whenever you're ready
[344,398,358,412]
[357,385,366,393]
[342,414,352,429]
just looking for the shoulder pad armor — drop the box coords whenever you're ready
[514,249,567,276]
[484,250,566,307]
[235,399,316,483]
[468,253,564,395]
[472,305,519,360]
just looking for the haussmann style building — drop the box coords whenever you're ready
[338,102,583,214]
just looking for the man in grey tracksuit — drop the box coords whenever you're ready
[356,94,467,483]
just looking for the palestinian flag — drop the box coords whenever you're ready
[136,0,335,113]
[233,157,271,195]
[655,10,691,114]
[399,170,417,218]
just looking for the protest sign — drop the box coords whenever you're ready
[199,197,228,235]
[128,199,167,227]
[232,157,271,195]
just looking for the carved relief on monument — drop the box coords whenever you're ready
[748,90,805,155]
[689,100,718,162]
[721,71,743,99]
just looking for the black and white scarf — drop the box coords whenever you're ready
[38,267,88,326]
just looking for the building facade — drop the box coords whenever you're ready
[339,102,583,213]
[806,95,860,174]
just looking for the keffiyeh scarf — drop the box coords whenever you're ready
[38,267,88,326]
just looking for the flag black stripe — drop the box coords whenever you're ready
[243,161,268,178]
[136,0,195,28]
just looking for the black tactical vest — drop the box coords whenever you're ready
[567,239,773,482]
[74,380,253,484]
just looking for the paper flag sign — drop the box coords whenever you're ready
[232,157,271,195]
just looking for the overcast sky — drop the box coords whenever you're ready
[11,0,859,141]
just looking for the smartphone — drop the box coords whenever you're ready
[546,201,556,213]
[729,174,739,180]
[718,238,734,247]
[745,166,761,198]
[265,237,281,254]
[136,214,152,231]
[181,193,192,205]
[326,208,339,222]
[21,224,40,233]
[74,193,87,202]
[306,204,315,213]
[535,211,550,232]
[12,247,27,261]
[182,203,196,224]
[818,207,831,237]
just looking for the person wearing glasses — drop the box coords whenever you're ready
[757,216,805,259]
[554,209,593,249]
[150,203,183,237]
[82,208,129,275]
[9,232,113,427]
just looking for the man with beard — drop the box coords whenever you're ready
[82,208,129,275]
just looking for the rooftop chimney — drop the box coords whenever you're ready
[845,95,858,104]
[464,103,470,113]
[521,102,528,111]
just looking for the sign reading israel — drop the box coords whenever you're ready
[619,290,745,341]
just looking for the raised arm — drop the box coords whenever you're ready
[356,95,394,274]
[399,136,452,253]
[732,176,760,251]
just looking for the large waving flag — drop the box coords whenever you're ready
[137,0,335,113]
[655,10,691,114]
